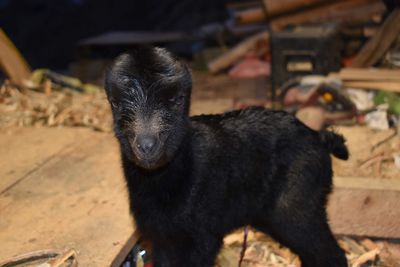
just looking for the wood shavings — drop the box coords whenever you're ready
[0,82,112,132]
[217,229,397,267]
[352,249,380,267]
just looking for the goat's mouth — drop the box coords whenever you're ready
[132,149,168,171]
[125,134,165,170]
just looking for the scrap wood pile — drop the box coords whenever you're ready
[328,69,400,179]
[206,2,400,178]
[0,76,112,132]
[207,0,388,76]
[216,229,400,267]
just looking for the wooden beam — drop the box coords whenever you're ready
[270,0,386,31]
[342,81,400,93]
[111,231,140,267]
[234,8,267,24]
[0,29,31,86]
[207,31,269,74]
[352,8,400,67]
[334,176,400,192]
[263,0,330,17]
[328,187,400,238]
[332,68,400,92]
[328,176,400,238]
[338,68,400,82]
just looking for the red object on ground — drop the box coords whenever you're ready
[343,57,354,67]
[229,54,270,78]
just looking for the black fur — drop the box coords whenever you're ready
[319,130,349,160]
[105,46,348,267]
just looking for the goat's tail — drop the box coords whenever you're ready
[319,130,349,160]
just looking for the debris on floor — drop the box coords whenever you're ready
[2,1,400,267]
[0,249,78,267]
[228,54,270,79]
[216,229,400,267]
[332,125,400,179]
[0,81,112,132]
[206,1,387,79]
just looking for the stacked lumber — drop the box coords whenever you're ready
[335,68,400,93]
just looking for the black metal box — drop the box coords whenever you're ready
[271,24,342,91]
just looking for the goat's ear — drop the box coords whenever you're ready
[181,63,193,91]
[104,66,121,105]
[104,66,113,96]
[104,53,134,98]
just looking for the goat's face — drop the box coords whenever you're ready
[105,47,192,171]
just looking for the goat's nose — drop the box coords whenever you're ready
[136,135,157,155]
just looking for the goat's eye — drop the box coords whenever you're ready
[119,77,129,87]
[169,95,185,105]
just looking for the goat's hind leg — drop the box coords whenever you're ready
[254,171,347,267]
[255,211,347,267]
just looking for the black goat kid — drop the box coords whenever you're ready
[105,46,348,267]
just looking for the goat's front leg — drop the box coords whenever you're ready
[152,245,178,267]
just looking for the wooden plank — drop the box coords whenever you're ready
[334,176,400,192]
[234,8,266,24]
[0,29,31,86]
[338,68,400,81]
[207,31,269,74]
[0,127,135,266]
[343,81,400,93]
[270,0,386,31]
[0,128,90,194]
[111,232,140,267]
[352,8,400,67]
[328,187,400,238]
[263,0,330,17]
